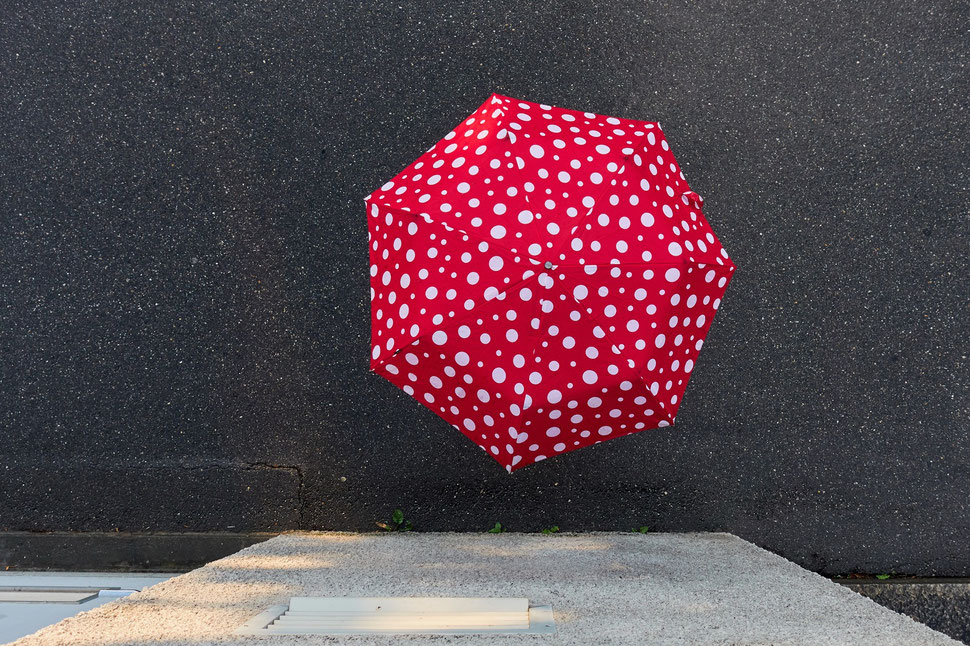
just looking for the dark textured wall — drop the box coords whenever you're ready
[1,1,968,575]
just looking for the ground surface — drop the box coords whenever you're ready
[7,532,961,645]
[844,580,970,644]
[1,1,969,574]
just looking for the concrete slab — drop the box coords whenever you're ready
[7,532,958,645]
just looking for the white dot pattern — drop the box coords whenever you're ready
[366,93,736,472]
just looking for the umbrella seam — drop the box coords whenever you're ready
[550,130,652,263]
[561,287,676,426]
[369,268,541,371]
[549,160,634,264]
[369,199,526,265]
[555,261,734,421]
[552,260,730,269]
[517,277,550,417]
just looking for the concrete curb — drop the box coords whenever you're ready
[840,580,970,645]
[0,531,278,572]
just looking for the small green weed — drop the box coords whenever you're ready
[376,508,413,532]
[540,525,559,535]
[632,526,650,533]
[487,522,505,533]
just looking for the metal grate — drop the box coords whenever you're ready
[236,597,555,635]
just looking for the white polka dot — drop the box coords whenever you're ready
[492,367,506,383]
[665,268,681,282]
[490,225,507,239]
[582,370,598,384]
[668,242,683,256]
[529,144,545,158]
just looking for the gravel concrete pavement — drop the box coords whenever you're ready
[9,531,959,645]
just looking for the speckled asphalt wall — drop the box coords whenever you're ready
[2,1,967,575]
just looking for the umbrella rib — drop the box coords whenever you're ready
[518,283,549,417]
[368,200,533,370]
[561,287,676,427]
[371,200,526,264]
[549,131,651,263]
[548,166,632,264]
[553,259,730,271]
[372,271,541,371]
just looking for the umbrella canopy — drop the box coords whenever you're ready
[366,93,736,472]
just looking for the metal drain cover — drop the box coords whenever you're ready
[236,596,556,635]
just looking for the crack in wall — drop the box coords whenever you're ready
[163,460,306,529]
[242,462,306,529]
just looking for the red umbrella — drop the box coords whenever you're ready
[367,93,736,472]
